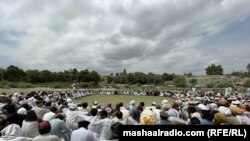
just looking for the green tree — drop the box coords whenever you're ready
[184,72,192,77]
[120,74,127,84]
[127,73,135,84]
[205,64,223,75]
[39,70,53,82]
[63,70,71,81]
[71,68,78,81]
[153,74,163,85]
[247,63,250,74]
[56,71,66,82]
[134,72,147,84]
[5,65,25,82]
[25,70,40,83]
[243,79,250,87]
[107,75,113,84]
[0,68,5,81]
[88,71,101,84]
[147,72,155,84]
[162,73,174,81]
[78,70,89,82]
[123,69,127,74]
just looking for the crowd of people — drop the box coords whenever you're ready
[0,89,249,141]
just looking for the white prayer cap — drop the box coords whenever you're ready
[191,112,202,121]
[232,100,240,105]
[69,104,77,110]
[13,92,19,96]
[218,106,232,116]
[197,104,209,111]
[168,108,179,117]
[162,99,168,105]
[152,102,156,106]
[17,108,27,115]
[162,103,171,110]
[67,98,72,103]
[130,100,135,105]
[209,103,218,110]
[19,100,28,105]
[93,101,98,105]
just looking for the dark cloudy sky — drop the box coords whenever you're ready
[0,0,250,75]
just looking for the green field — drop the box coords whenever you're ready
[73,95,174,107]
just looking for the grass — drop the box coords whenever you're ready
[0,88,55,94]
[0,81,36,88]
[73,95,174,107]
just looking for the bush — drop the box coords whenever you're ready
[173,76,187,88]
[207,83,214,88]
[125,85,130,89]
[42,82,71,88]
[8,83,18,88]
[188,78,198,87]
[243,79,250,87]
[216,81,234,88]
[0,81,9,88]
[111,83,120,89]
[89,82,100,88]
[53,85,62,88]
[79,82,89,88]
[18,82,35,88]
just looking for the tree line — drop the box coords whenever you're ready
[0,65,101,84]
[106,70,176,85]
[230,63,250,77]
[0,64,249,88]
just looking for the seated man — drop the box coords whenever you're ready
[33,121,60,141]
[71,120,99,141]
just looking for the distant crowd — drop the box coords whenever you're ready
[0,89,250,141]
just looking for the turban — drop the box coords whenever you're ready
[214,113,228,125]
[38,121,51,134]
[140,115,157,125]
[230,105,244,115]
[140,108,157,125]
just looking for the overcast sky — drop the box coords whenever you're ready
[0,0,250,75]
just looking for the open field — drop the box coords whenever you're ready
[72,95,174,107]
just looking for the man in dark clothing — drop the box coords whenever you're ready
[2,104,25,127]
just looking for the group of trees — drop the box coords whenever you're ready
[205,64,223,75]
[106,71,189,87]
[106,70,178,85]
[205,63,250,77]
[231,63,250,77]
[0,65,101,84]
[1,63,250,88]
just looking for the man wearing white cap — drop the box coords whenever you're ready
[17,100,29,115]
[231,100,241,106]
[92,101,98,109]
[65,104,90,130]
[71,120,99,141]
[162,99,168,105]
